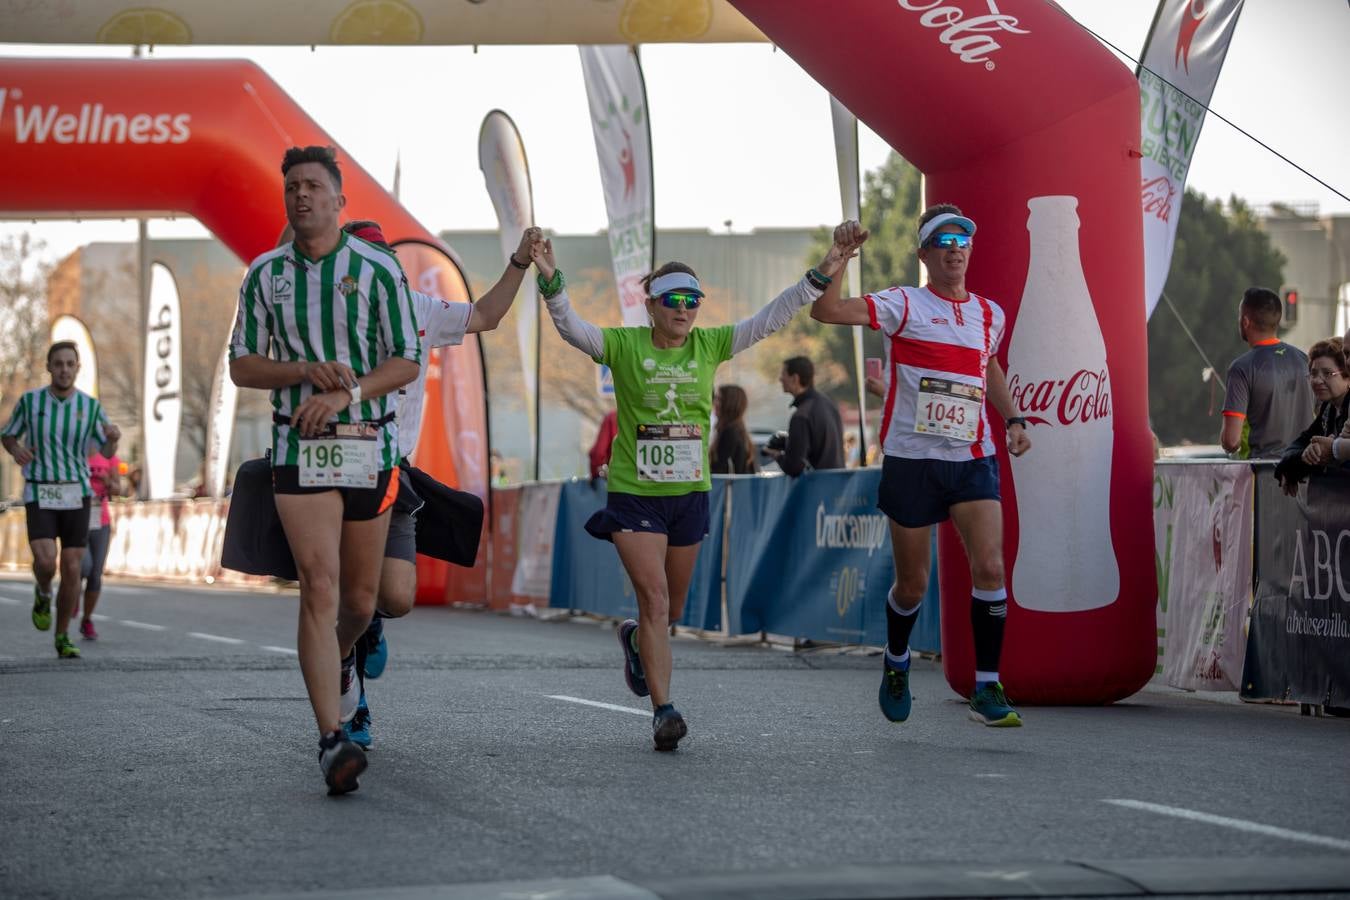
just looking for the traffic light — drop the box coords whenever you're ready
[1283,288,1299,327]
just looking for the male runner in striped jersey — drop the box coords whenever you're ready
[229,146,420,795]
[2,341,121,659]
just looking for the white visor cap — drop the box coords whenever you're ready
[648,271,704,298]
[918,213,977,248]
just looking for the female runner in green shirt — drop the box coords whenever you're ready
[532,229,856,750]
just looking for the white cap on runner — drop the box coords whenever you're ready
[648,271,704,298]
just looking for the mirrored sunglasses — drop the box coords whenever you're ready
[657,291,702,310]
[927,232,972,250]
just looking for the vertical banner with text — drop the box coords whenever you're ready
[580,45,656,326]
[142,262,181,499]
[478,110,539,477]
[829,95,867,457]
[1138,0,1244,318]
[203,334,238,499]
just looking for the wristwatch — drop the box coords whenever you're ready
[347,381,363,407]
[1006,416,1028,429]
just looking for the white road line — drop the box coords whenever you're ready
[0,596,19,605]
[90,614,111,622]
[546,695,650,717]
[119,620,167,631]
[187,632,246,645]
[1103,799,1350,851]
[261,645,298,655]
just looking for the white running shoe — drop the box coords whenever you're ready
[339,654,360,724]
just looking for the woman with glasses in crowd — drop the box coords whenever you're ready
[531,230,855,751]
[1275,336,1350,495]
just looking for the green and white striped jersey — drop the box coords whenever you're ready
[229,232,421,469]
[1,387,110,504]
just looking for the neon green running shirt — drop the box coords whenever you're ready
[601,325,734,496]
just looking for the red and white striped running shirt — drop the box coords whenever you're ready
[867,285,1007,462]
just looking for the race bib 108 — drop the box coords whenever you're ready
[635,423,703,483]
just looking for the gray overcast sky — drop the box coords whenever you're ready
[2,0,1347,263]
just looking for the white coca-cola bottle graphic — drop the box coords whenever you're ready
[1007,195,1119,612]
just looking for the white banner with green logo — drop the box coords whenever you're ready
[1138,0,1244,319]
[580,45,655,328]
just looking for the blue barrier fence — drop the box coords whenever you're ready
[548,470,941,652]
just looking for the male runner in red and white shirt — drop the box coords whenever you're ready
[811,205,1031,728]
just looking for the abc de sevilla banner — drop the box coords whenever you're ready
[49,314,98,399]
[1243,472,1350,708]
[730,0,1156,703]
[142,262,181,500]
[1138,0,1244,319]
[579,46,656,327]
[477,110,540,477]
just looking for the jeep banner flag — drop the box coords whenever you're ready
[580,45,655,327]
[478,110,539,477]
[1242,473,1350,708]
[142,262,181,500]
[1138,0,1244,319]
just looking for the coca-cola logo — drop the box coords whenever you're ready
[1009,368,1112,426]
[1141,175,1177,223]
[896,0,1030,70]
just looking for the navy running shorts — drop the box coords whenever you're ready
[877,455,1000,528]
[585,490,710,547]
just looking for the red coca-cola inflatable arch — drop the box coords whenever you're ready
[731,0,1156,703]
[0,57,485,605]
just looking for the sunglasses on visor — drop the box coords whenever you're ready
[927,232,972,250]
[656,291,703,310]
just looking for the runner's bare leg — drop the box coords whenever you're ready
[54,547,85,635]
[337,511,392,656]
[613,531,674,707]
[276,491,345,734]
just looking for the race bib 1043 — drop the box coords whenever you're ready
[635,423,703,483]
[915,376,983,443]
[36,482,83,511]
[298,423,380,489]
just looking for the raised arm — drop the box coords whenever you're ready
[467,227,542,334]
[810,220,872,327]
[532,238,604,360]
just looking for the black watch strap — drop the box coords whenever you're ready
[1006,416,1028,429]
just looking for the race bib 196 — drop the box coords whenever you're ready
[635,423,703,483]
[914,376,983,443]
[298,423,379,488]
[36,482,82,511]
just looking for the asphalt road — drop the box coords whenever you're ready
[1,573,1347,900]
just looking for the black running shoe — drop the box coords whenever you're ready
[318,731,367,795]
[652,705,687,752]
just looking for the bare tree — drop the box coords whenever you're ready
[0,233,52,424]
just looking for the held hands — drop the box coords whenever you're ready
[290,390,351,438]
[817,220,869,279]
[1006,424,1031,457]
[514,226,544,266]
[302,360,356,392]
[531,237,557,281]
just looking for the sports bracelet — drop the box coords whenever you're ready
[1006,416,1028,429]
[537,269,565,300]
[508,254,530,270]
[806,267,832,290]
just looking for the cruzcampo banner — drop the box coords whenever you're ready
[1242,472,1350,707]
[1138,0,1244,319]
[478,109,539,476]
[49,314,98,399]
[580,45,655,327]
[142,262,181,500]
[202,334,238,499]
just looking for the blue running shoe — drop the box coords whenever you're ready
[968,682,1023,727]
[878,664,911,723]
[362,617,388,680]
[617,619,649,698]
[652,704,687,752]
[343,694,372,750]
